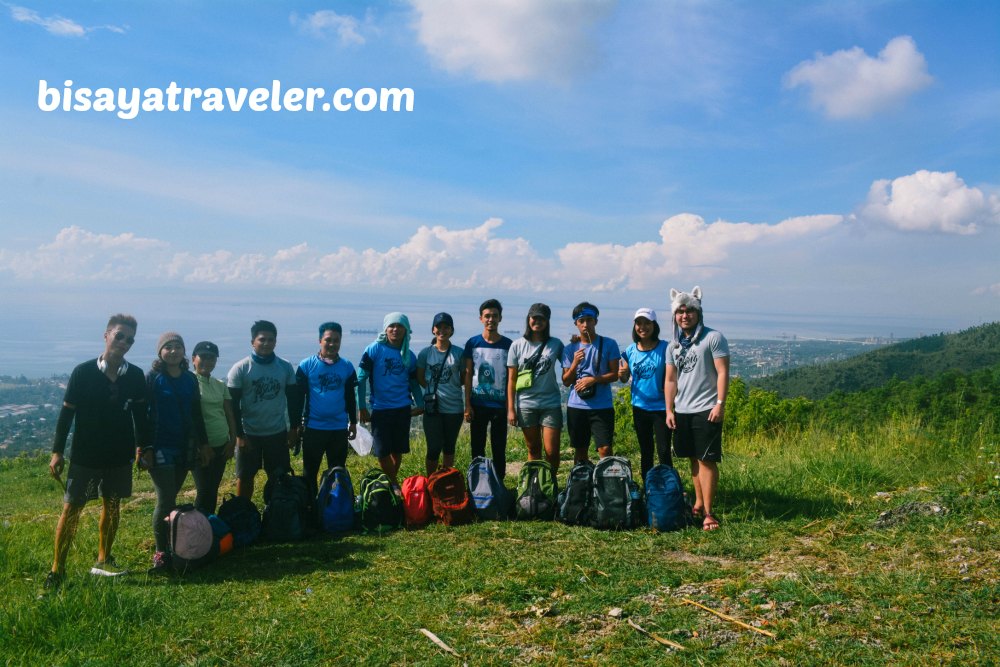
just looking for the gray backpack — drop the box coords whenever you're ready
[467,456,511,520]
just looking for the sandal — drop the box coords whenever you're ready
[702,514,720,531]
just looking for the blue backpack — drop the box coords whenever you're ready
[317,466,355,533]
[467,456,511,520]
[644,464,691,531]
[217,493,262,547]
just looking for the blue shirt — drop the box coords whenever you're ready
[462,334,513,409]
[621,340,668,411]
[297,355,358,430]
[562,336,620,410]
[357,342,421,411]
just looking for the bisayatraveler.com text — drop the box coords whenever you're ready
[37,80,415,120]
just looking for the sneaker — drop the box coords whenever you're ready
[90,555,128,577]
[147,551,171,575]
[43,571,63,591]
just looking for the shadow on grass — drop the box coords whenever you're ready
[719,485,847,521]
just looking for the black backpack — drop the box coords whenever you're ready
[557,461,595,526]
[514,460,558,520]
[217,494,262,547]
[591,456,641,530]
[262,471,310,541]
[357,469,404,534]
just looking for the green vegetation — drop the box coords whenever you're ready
[2,400,997,665]
[754,322,1000,399]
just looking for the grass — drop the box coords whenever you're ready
[1,417,997,666]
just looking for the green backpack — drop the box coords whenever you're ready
[515,460,558,520]
[356,469,403,533]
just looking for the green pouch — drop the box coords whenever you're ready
[515,368,533,391]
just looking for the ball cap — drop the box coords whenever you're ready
[192,341,220,357]
[633,307,657,322]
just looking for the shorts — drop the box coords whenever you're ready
[566,407,615,451]
[371,407,412,458]
[63,461,133,505]
[672,410,723,462]
[235,431,291,479]
[516,405,563,430]
[422,412,463,460]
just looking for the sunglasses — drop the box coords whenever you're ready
[112,331,136,345]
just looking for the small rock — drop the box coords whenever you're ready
[608,607,623,618]
[959,563,969,574]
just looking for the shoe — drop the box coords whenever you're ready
[90,555,128,577]
[43,571,63,591]
[147,551,171,575]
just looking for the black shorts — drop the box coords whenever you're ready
[235,431,291,479]
[423,412,463,459]
[672,410,723,462]
[371,407,412,458]
[566,407,615,450]
[64,461,133,505]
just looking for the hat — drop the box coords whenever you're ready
[527,303,551,319]
[432,312,454,329]
[633,307,657,322]
[192,341,220,357]
[670,286,703,313]
[156,332,184,354]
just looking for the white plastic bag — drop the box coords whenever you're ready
[350,424,373,457]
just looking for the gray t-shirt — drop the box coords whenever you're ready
[507,338,565,410]
[227,355,296,436]
[666,327,729,413]
[417,344,465,414]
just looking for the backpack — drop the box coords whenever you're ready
[317,467,355,534]
[467,456,512,520]
[262,471,311,542]
[167,504,216,572]
[591,456,641,530]
[217,494,262,547]
[427,467,477,526]
[357,469,403,534]
[557,461,595,525]
[401,475,433,528]
[514,460,558,520]
[645,464,692,532]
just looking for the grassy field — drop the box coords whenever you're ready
[1,418,997,666]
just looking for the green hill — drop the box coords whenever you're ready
[752,322,1000,399]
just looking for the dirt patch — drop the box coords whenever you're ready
[875,501,947,528]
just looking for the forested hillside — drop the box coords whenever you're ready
[753,322,1000,399]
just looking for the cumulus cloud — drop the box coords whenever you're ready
[290,10,365,46]
[0,215,843,291]
[8,4,126,36]
[409,0,615,83]
[856,170,1000,235]
[784,36,932,119]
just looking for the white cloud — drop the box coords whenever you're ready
[8,4,126,37]
[784,36,932,119]
[290,10,365,46]
[0,215,843,291]
[856,170,1000,235]
[409,0,615,84]
[973,283,1000,297]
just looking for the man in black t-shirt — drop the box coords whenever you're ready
[45,314,150,590]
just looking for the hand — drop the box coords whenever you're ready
[574,376,597,394]
[359,408,371,424]
[708,403,725,423]
[618,366,630,383]
[464,406,474,423]
[198,445,213,467]
[49,452,65,479]
[348,423,357,440]
[665,410,676,430]
[572,348,586,368]
[236,436,247,450]
[223,438,236,459]
[287,427,301,450]
[507,409,517,427]
[411,407,424,417]
[138,449,154,471]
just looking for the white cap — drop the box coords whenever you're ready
[633,307,657,322]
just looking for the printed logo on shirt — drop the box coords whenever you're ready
[632,359,657,381]
[673,348,698,374]
[427,362,455,385]
[532,354,554,379]
[317,372,343,394]
[251,377,283,403]
[381,357,407,376]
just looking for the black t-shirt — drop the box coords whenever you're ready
[61,359,149,467]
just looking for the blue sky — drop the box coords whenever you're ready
[1,0,998,349]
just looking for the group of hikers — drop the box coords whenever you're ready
[44,287,729,590]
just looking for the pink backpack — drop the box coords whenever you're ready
[401,475,432,528]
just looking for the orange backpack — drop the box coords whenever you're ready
[427,467,477,526]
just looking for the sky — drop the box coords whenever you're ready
[1,1,998,372]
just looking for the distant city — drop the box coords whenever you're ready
[0,335,899,459]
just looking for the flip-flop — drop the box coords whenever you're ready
[702,514,720,531]
[692,505,704,519]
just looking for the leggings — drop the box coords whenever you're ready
[150,464,189,553]
[632,406,672,481]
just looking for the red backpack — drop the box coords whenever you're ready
[401,475,432,528]
[427,467,477,526]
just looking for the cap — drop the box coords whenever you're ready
[527,303,551,319]
[432,312,454,329]
[633,308,657,322]
[192,341,220,357]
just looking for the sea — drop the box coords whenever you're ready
[0,286,965,379]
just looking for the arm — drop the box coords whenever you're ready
[222,397,237,458]
[562,347,584,386]
[345,373,358,439]
[664,364,678,429]
[229,387,246,448]
[506,366,517,426]
[618,351,631,383]
[409,366,425,416]
[50,402,76,478]
[463,357,474,423]
[190,380,211,466]
[285,382,303,449]
[708,356,730,423]
[356,353,371,423]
